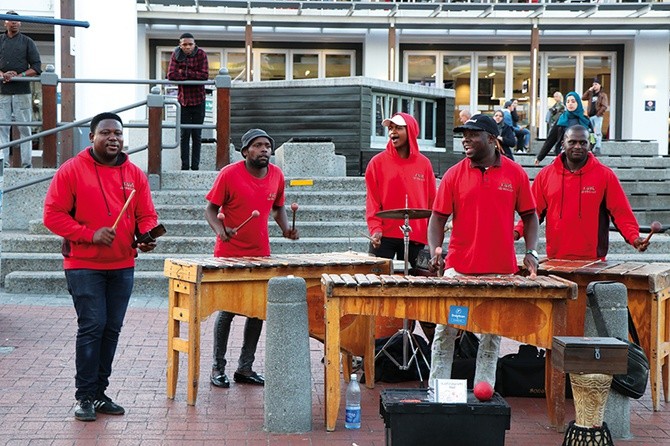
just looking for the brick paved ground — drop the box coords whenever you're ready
[0,293,668,445]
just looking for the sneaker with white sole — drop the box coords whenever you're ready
[74,398,96,421]
[93,393,125,415]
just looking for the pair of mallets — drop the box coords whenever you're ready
[217,203,299,234]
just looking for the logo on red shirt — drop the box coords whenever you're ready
[498,182,514,193]
[267,192,277,200]
[582,186,597,194]
[413,173,426,182]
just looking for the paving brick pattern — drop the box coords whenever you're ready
[0,294,668,445]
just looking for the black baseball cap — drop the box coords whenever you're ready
[454,114,499,137]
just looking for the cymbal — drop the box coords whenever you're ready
[376,208,432,219]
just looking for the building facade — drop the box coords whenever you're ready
[15,0,670,156]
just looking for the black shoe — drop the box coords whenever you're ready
[233,371,265,386]
[191,166,199,171]
[93,393,125,415]
[74,398,96,421]
[210,369,230,388]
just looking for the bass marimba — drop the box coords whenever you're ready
[321,273,578,432]
[163,252,392,405]
[537,259,670,410]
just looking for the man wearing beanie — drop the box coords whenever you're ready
[583,77,609,155]
[426,114,540,390]
[204,128,299,389]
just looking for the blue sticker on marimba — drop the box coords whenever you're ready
[448,306,469,326]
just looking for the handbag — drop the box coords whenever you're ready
[587,283,650,399]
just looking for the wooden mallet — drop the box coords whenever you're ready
[642,221,663,245]
[291,202,299,232]
[233,210,260,232]
[112,189,136,230]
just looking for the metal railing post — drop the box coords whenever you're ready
[215,68,231,170]
[147,86,164,187]
[41,65,59,168]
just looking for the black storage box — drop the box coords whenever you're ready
[379,388,511,446]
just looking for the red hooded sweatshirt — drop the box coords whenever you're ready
[43,149,158,270]
[365,112,436,245]
[515,152,639,260]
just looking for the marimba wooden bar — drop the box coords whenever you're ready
[163,252,392,405]
[537,259,670,410]
[321,273,578,432]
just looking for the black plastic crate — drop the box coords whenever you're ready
[379,388,511,446]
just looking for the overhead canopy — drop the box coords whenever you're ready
[137,0,670,31]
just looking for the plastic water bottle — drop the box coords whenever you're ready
[345,373,361,429]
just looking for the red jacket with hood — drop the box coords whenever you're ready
[43,149,158,270]
[515,152,639,260]
[365,112,436,245]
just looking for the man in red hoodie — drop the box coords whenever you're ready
[365,112,436,271]
[365,112,437,343]
[514,125,648,259]
[43,112,159,422]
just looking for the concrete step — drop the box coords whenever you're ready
[153,204,366,221]
[523,167,670,182]
[4,270,169,296]
[515,153,670,169]
[151,189,367,206]
[160,173,368,192]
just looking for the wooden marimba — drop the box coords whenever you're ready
[163,252,392,405]
[537,259,670,410]
[321,273,578,432]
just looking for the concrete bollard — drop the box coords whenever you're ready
[584,281,631,439]
[264,276,312,433]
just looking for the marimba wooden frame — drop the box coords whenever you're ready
[163,254,393,406]
[321,273,578,432]
[538,259,670,411]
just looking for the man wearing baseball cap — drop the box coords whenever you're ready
[427,113,540,389]
[204,128,298,389]
[583,77,609,155]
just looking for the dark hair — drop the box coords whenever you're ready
[6,10,18,15]
[179,32,194,40]
[90,112,123,133]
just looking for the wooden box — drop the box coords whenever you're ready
[552,337,628,375]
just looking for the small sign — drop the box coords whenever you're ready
[448,305,469,326]
[435,379,468,403]
[645,100,656,112]
[289,179,314,186]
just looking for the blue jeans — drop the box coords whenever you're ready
[213,311,263,374]
[66,268,134,400]
[590,115,604,151]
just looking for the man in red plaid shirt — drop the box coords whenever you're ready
[167,32,209,170]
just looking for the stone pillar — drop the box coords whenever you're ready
[584,281,631,439]
[264,276,312,433]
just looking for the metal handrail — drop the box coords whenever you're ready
[2,145,149,194]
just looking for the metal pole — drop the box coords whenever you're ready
[215,68,231,170]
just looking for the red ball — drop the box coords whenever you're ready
[651,221,662,233]
[473,381,494,401]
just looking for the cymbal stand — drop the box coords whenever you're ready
[374,210,431,383]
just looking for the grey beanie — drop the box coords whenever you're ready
[240,128,275,152]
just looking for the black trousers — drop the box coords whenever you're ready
[180,102,206,170]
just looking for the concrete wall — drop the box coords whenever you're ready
[622,31,670,155]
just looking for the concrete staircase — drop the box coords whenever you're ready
[2,140,669,297]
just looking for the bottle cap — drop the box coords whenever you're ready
[350,373,357,380]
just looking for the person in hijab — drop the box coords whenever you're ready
[534,91,592,166]
[493,109,516,161]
